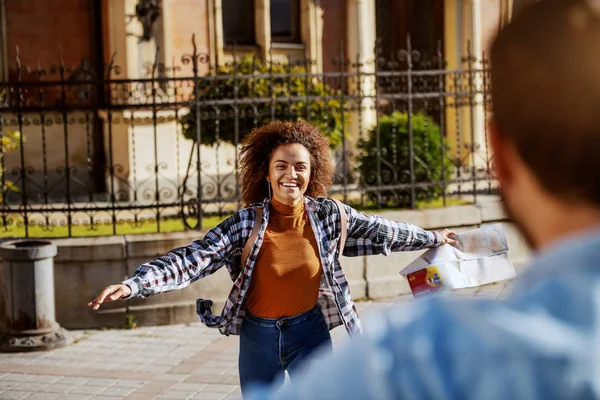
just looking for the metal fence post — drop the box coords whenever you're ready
[0,239,70,352]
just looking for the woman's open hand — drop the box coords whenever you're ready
[88,284,131,310]
[437,228,458,246]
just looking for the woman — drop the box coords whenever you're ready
[89,121,456,395]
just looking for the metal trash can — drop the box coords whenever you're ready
[0,239,70,352]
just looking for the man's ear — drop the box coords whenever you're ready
[488,120,513,187]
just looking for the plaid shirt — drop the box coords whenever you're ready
[123,197,442,336]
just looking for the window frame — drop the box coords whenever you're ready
[222,0,257,46]
[270,0,301,44]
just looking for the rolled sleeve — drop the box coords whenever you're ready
[121,276,143,299]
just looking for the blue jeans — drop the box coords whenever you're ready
[238,305,333,396]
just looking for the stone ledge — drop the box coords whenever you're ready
[478,198,508,222]
[54,236,126,262]
[125,230,208,258]
[347,280,367,300]
[371,204,483,230]
[367,276,413,299]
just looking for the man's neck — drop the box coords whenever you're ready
[531,201,600,252]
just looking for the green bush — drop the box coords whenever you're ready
[1,129,22,203]
[358,111,453,207]
[180,56,345,148]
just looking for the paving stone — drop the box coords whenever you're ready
[192,367,229,376]
[42,384,73,393]
[57,362,92,369]
[116,363,141,371]
[56,377,90,386]
[98,386,135,397]
[95,363,122,371]
[204,361,235,369]
[84,378,119,387]
[113,380,147,389]
[25,393,61,400]
[201,384,237,394]
[0,375,29,383]
[155,391,196,400]
[190,393,226,400]
[171,383,207,392]
[68,386,105,396]
[57,395,92,400]
[142,366,172,374]
[43,354,77,361]
[31,359,63,367]
[0,391,33,400]
[217,354,238,362]
[0,384,16,392]
[122,394,152,400]
[2,360,33,366]
[12,383,49,392]
[27,375,62,384]
[156,374,189,382]
[133,381,177,395]
[153,359,184,367]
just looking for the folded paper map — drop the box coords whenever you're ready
[399,224,516,298]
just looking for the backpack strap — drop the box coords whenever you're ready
[332,199,347,259]
[241,207,263,267]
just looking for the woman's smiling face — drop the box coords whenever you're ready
[267,143,312,206]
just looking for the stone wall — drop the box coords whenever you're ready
[21,197,531,330]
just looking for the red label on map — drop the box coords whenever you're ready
[407,266,444,298]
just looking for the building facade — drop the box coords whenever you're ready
[0,0,514,214]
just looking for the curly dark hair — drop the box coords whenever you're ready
[239,120,334,205]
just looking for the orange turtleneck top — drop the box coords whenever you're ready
[246,198,322,318]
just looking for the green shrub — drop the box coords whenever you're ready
[1,129,22,203]
[180,56,345,148]
[358,111,453,207]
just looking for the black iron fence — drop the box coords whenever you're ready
[0,36,495,238]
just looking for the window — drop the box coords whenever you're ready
[270,0,300,43]
[222,0,256,45]
[0,0,7,81]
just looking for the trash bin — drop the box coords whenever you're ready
[0,239,70,352]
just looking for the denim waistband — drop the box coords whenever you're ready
[244,305,321,328]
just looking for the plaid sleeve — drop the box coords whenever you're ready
[342,204,441,257]
[122,209,250,298]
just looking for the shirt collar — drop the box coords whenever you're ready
[512,225,600,291]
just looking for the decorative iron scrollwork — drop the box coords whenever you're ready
[135,0,162,42]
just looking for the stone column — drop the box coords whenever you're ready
[208,0,224,67]
[255,0,271,62]
[499,0,513,28]
[300,0,323,73]
[443,0,487,168]
[346,0,377,142]
[463,0,487,168]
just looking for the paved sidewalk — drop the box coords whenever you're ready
[0,282,510,400]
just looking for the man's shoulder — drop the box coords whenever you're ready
[508,232,600,309]
[507,266,600,329]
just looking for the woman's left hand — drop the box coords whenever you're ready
[437,228,458,246]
